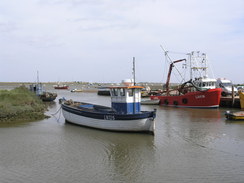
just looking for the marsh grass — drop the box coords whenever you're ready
[0,86,48,122]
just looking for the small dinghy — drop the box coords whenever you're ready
[71,89,83,92]
[225,111,244,120]
[141,99,160,105]
[61,80,156,134]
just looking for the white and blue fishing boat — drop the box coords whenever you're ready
[61,81,156,134]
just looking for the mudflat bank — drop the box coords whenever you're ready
[0,86,48,122]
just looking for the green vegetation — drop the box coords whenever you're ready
[0,86,48,122]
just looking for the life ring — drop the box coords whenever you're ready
[164,99,169,105]
[173,101,178,105]
[182,98,188,104]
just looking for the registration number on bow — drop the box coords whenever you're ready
[104,115,115,120]
[195,95,205,99]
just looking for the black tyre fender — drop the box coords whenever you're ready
[182,98,188,104]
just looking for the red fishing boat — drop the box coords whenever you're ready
[53,84,69,89]
[150,50,221,108]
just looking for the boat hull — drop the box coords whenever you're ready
[54,86,69,89]
[62,104,155,134]
[141,99,160,105]
[150,88,221,108]
[39,92,57,102]
[239,91,244,109]
[41,96,57,102]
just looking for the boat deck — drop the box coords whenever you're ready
[64,101,114,113]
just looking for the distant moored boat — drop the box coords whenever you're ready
[30,83,57,102]
[53,84,69,89]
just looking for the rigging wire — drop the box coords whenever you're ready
[207,55,216,79]
[167,50,188,55]
[160,45,187,84]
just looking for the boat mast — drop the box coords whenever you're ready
[202,53,207,77]
[189,51,208,80]
[37,70,39,84]
[188,53,192,80]
[133,57,136,86]
[132,57,136,113]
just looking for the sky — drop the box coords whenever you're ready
[0,0,244,84]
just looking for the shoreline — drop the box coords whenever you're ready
[0,86,48,123]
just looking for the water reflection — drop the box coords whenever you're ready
[62,124,156,183]
[105,134,155,182]
[161,107,222,122]
[155,106,224,151]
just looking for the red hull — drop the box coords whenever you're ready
[150,88,221,108]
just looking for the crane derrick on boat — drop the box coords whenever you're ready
[165,59,186,95]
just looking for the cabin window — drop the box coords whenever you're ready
[135,89,140,95]
[113,89,118,96]
[111,89,114,96]
[120,88,125,96]
[128,89,133,96]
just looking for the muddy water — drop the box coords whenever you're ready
[0,85,244,183]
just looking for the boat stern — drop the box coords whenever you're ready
[147,109,157,135]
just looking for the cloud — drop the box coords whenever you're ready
[0,22,17,33]
[0,0,244,83]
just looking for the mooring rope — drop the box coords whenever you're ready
[51,106,62,122]
[51,106,62,116]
